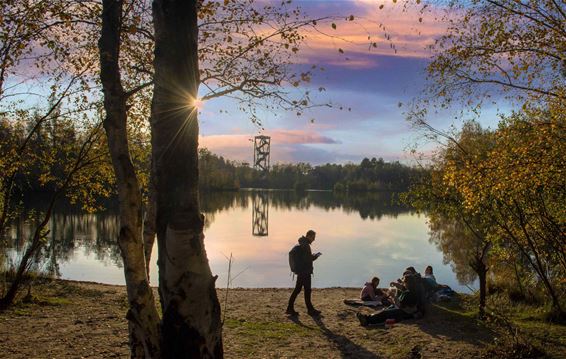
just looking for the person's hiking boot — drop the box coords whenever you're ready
[356,312,368,327]
[285,308,299,316]
[307,308,321,316]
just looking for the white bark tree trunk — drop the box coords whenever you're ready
[151,0,223,357]
[99,0,161,357]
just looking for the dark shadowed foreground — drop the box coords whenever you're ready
[1,280,565,358]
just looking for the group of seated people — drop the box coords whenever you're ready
[356,265,455,327]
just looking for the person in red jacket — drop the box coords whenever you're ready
[286,229,322,316]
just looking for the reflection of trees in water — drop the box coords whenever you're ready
[200,191,250,230]
[307,191,409,220]
[2,210,121,275]
[200,190,410,220]
[2,191,411,275]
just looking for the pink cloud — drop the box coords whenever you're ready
[295,0,450,69]
[200,129,338,148]
[199,129,340,163]
[270,129,339,145]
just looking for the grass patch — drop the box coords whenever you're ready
[223,318,318,356]
[12,308,32,316]
[53,281,104,299]
[22,293,71,306]
[35,295,71,306]
[380,343,415,358]
[434,301,478,319]
[223,318,315,339]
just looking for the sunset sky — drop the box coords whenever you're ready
[198,0,505,165]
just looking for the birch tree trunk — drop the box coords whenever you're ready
[143,171,157,279]
[151,0,223,357]
[99,0,161,357]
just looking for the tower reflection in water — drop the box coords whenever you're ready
[251,191,268,237]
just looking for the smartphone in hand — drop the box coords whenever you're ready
[314,252,322,258]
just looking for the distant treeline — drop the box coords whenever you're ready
[199,148,424,192]
[2,114,421,199]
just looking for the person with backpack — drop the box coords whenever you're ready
[357,273,426,326]
[286,229,322,316]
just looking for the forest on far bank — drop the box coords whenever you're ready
[199,148,423,192]
[0,113,423,200]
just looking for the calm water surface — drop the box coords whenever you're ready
[5,191,471,292]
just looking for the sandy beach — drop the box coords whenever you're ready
[1,280,564,358]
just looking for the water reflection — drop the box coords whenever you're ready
[2,191,471,292]
[252,192,269,236]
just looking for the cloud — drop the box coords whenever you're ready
[197,1,458,165]
[294,0,449,67]
[290,54,429,107]
[270,129,340,144]
[199,128,341,163]
[200,129,338,147]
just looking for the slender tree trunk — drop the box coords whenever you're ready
[495,202,563,314]
[470,254,488,320]
[512,202,563,313]
[99,1,161,357]
[513,260,525,298]
[477,260,487,319]
[1,226,43,309]
[1,126,97,310]
[151,0,223,357]
[143,171,157,279]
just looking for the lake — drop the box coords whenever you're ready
[3,190,472,292]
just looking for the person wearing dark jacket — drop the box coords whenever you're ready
[286,229,321,316]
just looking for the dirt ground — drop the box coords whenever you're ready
[0,280,564,358]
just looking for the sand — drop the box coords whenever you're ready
[0,280,560,358]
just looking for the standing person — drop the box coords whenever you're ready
[286,230,322,316]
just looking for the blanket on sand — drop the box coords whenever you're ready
[343,299,384,308]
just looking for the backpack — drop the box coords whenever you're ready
[288,245,302,274]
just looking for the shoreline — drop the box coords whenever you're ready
[55,277,476,294]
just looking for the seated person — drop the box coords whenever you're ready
[357,274,425,326]
[424,266,437,285]
[389,266,419,292]
[360,277,392,305]
[360,277,391,305]
[360,277,381,301]
[423,265,439,294]
[405,266,417,275]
